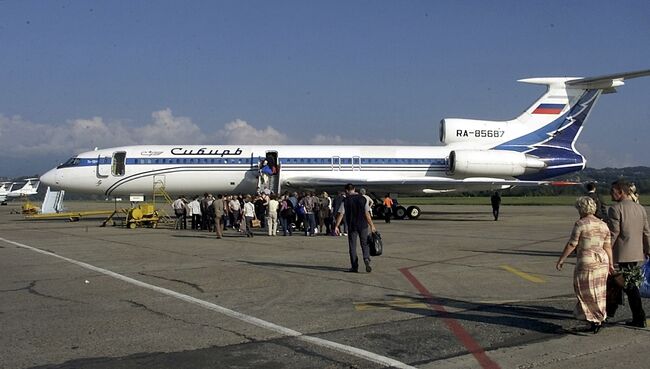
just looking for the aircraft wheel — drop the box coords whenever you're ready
[406,206,422,219]
[128,222,136,229]
[394,206,407,219]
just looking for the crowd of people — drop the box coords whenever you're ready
[557,180,649,333]
[171,190,357,239]
[170,184,379,273]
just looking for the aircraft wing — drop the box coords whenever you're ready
[283,176,574,193]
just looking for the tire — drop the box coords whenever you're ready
[394,206,407,219]
[129,222,136,229]
[406,206,421,220]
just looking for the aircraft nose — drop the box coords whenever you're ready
[40,169,58,187]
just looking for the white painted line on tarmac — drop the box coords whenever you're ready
[1,237,416,369]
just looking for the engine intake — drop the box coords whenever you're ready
[449,150,546,177]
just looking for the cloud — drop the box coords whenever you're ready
[309,134,412,145]
[0,110,281,159]
[310,134,361,145]
[134,108,202,144]
[213,119,288,144]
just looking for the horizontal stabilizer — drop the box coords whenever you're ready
[566,68,650,89]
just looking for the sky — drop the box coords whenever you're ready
[1,0,649,177]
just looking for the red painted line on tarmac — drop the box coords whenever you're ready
[399,267,500,369]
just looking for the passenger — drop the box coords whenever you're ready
[629,182,640,204]
[556,196,613,333]
[359,188,374,217]
[189,196,202,230]
[279,195,294,236]
[332,191,347,236]
[491,191,501,221]
[313,193,321,234]
[334,183,377,273]
[242,195,256,238]
[222,195,231,228]
[606,179,650,327]
[383,194,393,223]
[294,192,305,232]
[207,194,215,232]
[172,195,186,230]
[266,194,279,236]
[318,192,332,235]
[586,183,607,220]
[229,195,242,232]
[300,192,317,236]
[213,194,225,239]
[260,160,272,189]
[288,192,298,208]
[254,194,266,229]
[200,193,211,231]
[181,196,189,229]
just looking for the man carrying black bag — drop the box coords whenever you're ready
[334,183,377,273]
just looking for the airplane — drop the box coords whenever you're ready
[40,69,650,219]
[0,182,14,205]
[6,178,40,199]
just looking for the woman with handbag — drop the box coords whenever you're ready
[556,196,614,333]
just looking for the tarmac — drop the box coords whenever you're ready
[1,201,649,369]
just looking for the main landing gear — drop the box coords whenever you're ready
[372,203,421,220]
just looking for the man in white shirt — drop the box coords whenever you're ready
[229,197,242,231]
[266,194,280,236]
[189,196,202,230]
[242,196,256,237]
[172,195,186,229]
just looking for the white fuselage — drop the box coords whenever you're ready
[41,145,457,196]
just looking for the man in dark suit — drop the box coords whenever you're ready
[334,183,377,273]
[607,179,650,327]
[490,191,501,221]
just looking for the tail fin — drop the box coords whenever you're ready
[496,69,650,179]
[15,178,40,195]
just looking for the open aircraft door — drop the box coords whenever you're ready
[96,155,110,178]
[265,151,280,194]
[111,152,127,177]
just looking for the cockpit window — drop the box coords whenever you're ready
[57,157,81,169]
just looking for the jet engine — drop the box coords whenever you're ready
[448,150,546,177]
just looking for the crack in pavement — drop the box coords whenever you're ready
[136,272,205,293]
[122,299,256,342]
[0,280,85,304]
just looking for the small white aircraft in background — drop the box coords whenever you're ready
[7,178,40,199]
[0,182,14,205]
[40,69,650,219]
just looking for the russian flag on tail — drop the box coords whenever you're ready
[532,103,565,114]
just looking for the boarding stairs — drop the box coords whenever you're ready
[152,176,174,225]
